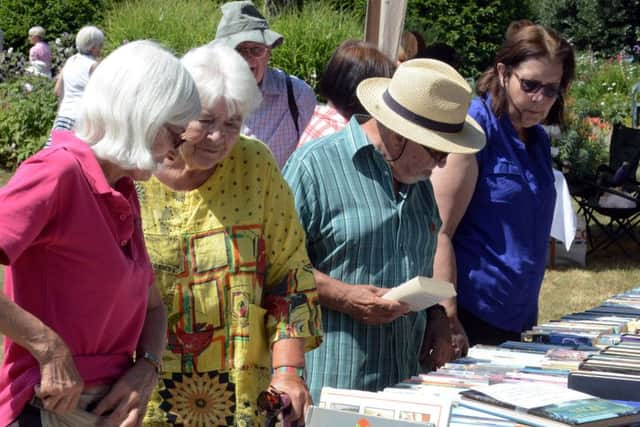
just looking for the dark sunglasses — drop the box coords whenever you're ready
[513,71,561,98]
[422,145,449,163]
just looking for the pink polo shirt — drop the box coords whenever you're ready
[0,130,154,425]
[28,41,52,67]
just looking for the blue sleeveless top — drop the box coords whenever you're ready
[454,96,556,332]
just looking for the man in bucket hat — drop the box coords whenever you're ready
[213,0,316,168]
[283,58,485,401]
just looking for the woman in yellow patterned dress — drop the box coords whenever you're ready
[138,43,322,426]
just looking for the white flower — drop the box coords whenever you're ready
[23,83,33,92]
[55,37,62,46]
[7,47,12,55]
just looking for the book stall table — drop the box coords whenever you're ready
[307,287,640,426]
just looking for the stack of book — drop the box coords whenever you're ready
[306,287,640,426]
[568,335,640,401]
[521,287,640,348]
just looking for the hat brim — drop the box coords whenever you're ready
[357,78,486,154]
[216,28,283,49]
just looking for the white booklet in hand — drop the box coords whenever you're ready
[382,276,456,311]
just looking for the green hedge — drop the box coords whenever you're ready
[532,0,640,57]
[404,0,533,78]
[0,0,105,53]
[0,76,57,170]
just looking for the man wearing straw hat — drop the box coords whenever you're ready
[213,0,316,168]
[283,58,486,400]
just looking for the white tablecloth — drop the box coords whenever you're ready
[551,169,577,251]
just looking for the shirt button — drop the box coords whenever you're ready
[120,240,128,246]
[119,214,127,221]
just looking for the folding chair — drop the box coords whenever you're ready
[569,123,640,256]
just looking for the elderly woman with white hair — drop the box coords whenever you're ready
[0,40,200,427]
[138,43,322,426]
[53,25,105,132]
[26,25,52,78]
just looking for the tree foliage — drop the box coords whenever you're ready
[404,0,532,78]
[532,0,640,55]
[0,0,105,52]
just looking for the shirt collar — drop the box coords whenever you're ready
[260,67,281,96]
[49,130,133,195]
[344,115,378,160]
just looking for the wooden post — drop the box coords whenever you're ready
[364,0,381,46]
[364,0,407,62]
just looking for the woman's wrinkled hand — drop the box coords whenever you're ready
[35,345,84,415]
[269,371,312,425]
[92,360,158,427]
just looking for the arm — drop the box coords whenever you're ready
[93,284,167,427]
[429,153,479,359]
[269,338,309,423]
[0,160,84,414]
[53,72,63,98]
[0,261,83,414]
[313,269,408,324]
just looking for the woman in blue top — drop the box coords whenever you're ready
[431,20,575,351]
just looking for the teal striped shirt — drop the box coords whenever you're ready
[282,117,441,401]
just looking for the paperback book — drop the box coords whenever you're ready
[458,382,640,427]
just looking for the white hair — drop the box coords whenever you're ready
[75,26,104,55]
[181,43,262,120]
[74,40,201,171]
[28,26,46,38]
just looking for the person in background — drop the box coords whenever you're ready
[52,25,105,132]
[213,0,316,168]
[283,59,485,401]
[397,30,426,64]
[139,43,322,426]
[26,26,52,78]
[0,40,201,427]
[420,42,463,71]
[431,20,575,349]
[298,39,395,146]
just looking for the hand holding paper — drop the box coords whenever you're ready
[382,276,457,311]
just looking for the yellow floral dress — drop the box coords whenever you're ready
[138,137,323,426]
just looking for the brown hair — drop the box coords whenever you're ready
[319,39,395,118]
[397,31,426,63]
[475,20,575,127]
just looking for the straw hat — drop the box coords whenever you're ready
[357,59,485,154]
[214,1,284,49]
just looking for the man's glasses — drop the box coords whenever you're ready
[236,44,269,59]
[512,71,561,99]
[422,145,449,163]
[165,125,186,150]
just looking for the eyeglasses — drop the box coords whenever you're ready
[164,125,186,150]
[196,117,242,135]
[512,72,561,98]
[422,145,449,163]
[236,44,269,59]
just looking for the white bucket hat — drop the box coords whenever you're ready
[357,59,485,154]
